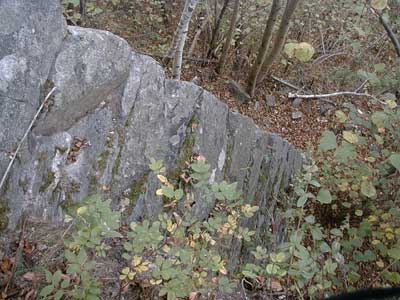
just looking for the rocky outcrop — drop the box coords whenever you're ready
[0,0,302,261]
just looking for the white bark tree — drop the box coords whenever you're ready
[165,0,200,80]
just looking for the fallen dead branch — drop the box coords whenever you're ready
[0,86,57,191]
[271,75,302,91]
[288,91,374,100]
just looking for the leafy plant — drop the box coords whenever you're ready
[40,195,121,300]
[120,157,257,300]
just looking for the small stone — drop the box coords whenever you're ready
[292,98,303,108]
[254,101,260,110]
[291,111,303,120]
[228,80,251,103]
[319,103,334,116]
[265,95,277,107]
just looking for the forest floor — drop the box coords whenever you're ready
[78,0,396,150]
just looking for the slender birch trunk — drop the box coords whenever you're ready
[165,0,199,79]
[246,0,281,97]
[207,0,230,59]
[216,0,240,74]
[258,0,300,83]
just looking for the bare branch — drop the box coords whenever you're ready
[288,91,374,100]
[0,87,57,191]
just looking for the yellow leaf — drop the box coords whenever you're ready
[376,260,385,268]
[385,99,397,109]
[119,274,127,280]
[219,266,227,275]
[76,206,88,215]
[371,239,381,245]
[343,131,359,144]
[128,272,136,280]
[386,233,395,240]
[162,245,170,253]
[167,220,177,232]
[157,175,168,183]
[132,255,142,267]
[150,279,162,285]
[156,188,164,196]
[368,215,378,223]
[136,265,149,273]
[371,0,388,10]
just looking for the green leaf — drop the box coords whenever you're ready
[319,130,337,151]
[54,290,64,300]
[61,278,70,289]
[242,270,258,279]
[39,285,54,298]
[52,270,62,285]
[149,158,163,171]
[335,110,348,123]
[317,189,332,204]
[361,181,376,198]
[382,271,400,283]
[335,141,356,164]
[162,186,175,198]
[191,161,210,173]
[389,153,400,171]
[348,271,361,283]
[374,63,386,72]
[45,269,53,283]
[284,42,297,58]
[311,226,323,241]
[387,248,400,260]
[174,189,184,200]
[371,111,388,128]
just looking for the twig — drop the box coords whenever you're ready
[288,91,374,100]
[0,87,57,191]
[313,51,347,64]
[271,75,302,91]
[4,216,27,295]
[354,79,369,93]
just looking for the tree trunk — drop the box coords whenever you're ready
[258,0,300,84]
[378,12,400,57]
[207,0,230,59]
[246,0,281,97]
[216,0,241,74]
[168,0,199,79]
[79,0,86,18]
[188,15,209,57]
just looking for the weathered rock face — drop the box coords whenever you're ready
[0,0,302,262]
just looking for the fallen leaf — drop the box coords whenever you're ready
[189,291,199,300]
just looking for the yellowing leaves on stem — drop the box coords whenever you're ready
[132,255,142,267]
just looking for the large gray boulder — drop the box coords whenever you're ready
[0,0,302,264]
[0,0,67,229]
